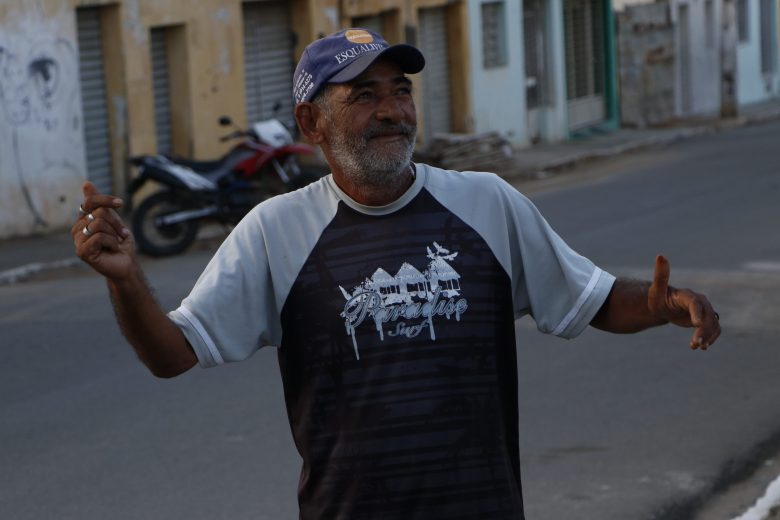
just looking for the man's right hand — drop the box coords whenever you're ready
[71,181,197,377]
[72,182,136,280]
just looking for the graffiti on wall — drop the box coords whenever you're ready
[0,35,83,229]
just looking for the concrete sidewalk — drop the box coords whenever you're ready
[506,98,780,179]
[2,98,779,286]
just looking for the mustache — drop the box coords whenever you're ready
[363,122,416,139]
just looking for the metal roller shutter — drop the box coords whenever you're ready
[243,1,295,128]
[150,28,173,155]
[419,7,452,143]
[76,8,113,194]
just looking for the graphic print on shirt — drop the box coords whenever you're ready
[338,242,469,359]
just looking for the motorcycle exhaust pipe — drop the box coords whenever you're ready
[156,205,218,226]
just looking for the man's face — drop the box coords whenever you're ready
[319,58,417,188]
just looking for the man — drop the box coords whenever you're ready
[73,29,720,519]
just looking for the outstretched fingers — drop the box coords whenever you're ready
[688,296,721,350]
[647,254,721,350]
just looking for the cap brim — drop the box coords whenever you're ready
[329,44,425,84]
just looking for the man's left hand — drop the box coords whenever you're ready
[648,255,721,350]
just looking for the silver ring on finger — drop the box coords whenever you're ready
[78,204,89,217]
[87,213,95,222]
[82,224,93,237]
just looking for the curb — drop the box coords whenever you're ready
[514,119,748,180]
[0,258,83,287]
[651,427,780,520]
[0,224,230,288]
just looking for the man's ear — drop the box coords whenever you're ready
[295,103,325,144]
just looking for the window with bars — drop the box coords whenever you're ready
[481,1,507,68]
[150,27,173,155]
[564,0,605,100]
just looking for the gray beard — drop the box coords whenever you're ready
[328,121,417,189]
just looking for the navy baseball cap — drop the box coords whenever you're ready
[292,28,425,104]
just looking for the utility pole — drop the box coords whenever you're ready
[720,0,738,118]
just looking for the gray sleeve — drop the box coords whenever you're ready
[508,197,615,338]
[167,208,281,368]
[168,178,339,368]
[424,165,615,339]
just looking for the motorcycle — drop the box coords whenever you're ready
[128,114,320,257]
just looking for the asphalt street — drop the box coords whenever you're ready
[514,122,780,520]
[2,121,780,520]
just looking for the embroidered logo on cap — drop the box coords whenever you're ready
[345,29,374,44]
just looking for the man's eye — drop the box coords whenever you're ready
[356,91,373,100]
[396,86,412,95]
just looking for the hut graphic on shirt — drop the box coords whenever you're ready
[339,242,468,359]
[396,263,427,299]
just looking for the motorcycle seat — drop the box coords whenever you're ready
[166,156,228,173]
[163,152,256,184]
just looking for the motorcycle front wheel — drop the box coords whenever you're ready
[132,191,200,257]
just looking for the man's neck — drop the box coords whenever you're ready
[332,164,416,206]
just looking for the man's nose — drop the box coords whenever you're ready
[374,95,404,123]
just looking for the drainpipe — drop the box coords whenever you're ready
[720,0,739,118]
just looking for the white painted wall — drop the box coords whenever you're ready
[670,0,722,116]
[466,0,569,145]
[736,0,780,105]
[466,0,528,145]
[0,7,87,238]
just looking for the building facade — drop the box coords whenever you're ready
[0,0,621,238]
[615,0,780,124]
[464,0,619,144]
[735,0,780,105]
[1,0,476,238]
[0,0,330,238]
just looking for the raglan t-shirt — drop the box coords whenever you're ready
[168,163,615,519]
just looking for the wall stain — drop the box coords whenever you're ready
[0,36,81,229]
